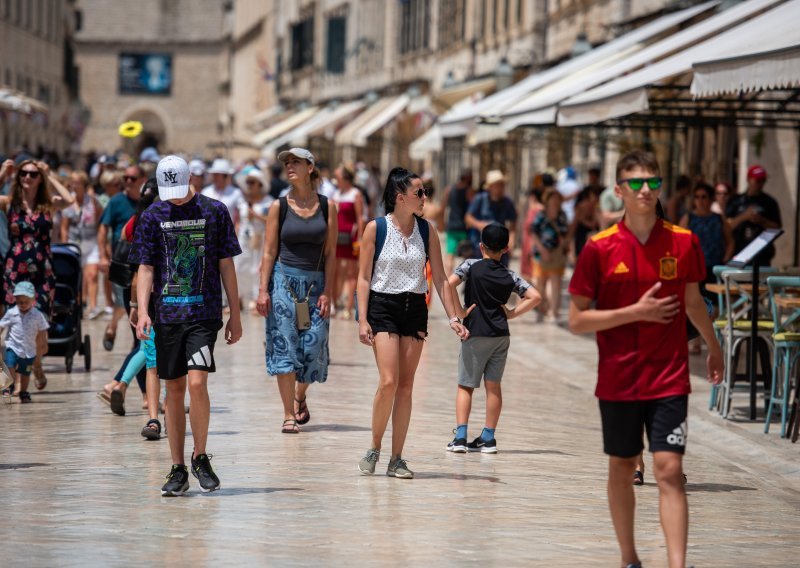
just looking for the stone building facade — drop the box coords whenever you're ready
[0,0,79,158]
[74,0,229,157]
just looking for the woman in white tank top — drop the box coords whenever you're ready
[355,167,469,479]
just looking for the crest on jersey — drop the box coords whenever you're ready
[659,256,677,280]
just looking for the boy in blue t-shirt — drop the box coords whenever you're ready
[446,224,540,452]
[129,155,242,496]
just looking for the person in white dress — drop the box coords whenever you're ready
[236,168,273,311]
[202,158,245,230]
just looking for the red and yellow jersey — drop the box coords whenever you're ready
[568,220,706,401]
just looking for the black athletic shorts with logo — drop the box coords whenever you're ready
[598,395,688,458]
[153,319,224,380]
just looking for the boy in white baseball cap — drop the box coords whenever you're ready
[129,155,243,495]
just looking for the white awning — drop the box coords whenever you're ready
[335,95,410,148]
[253,106,320,150]
[306,100,366,139]
[467,123,508,147]
[433,77,496,108]
[264,101,364,156]
[498,44,640,128]
[691,44,800,97]
[409,125,442,160]
[437,0,719,134]
[261,101,366,156]
[409,91,490,159]
[557,0,794,126]
[0,88,48,114]
[247,105,284,129]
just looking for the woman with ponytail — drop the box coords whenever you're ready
[356,167,469,479]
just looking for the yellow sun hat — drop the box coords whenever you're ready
[118,121,143,138]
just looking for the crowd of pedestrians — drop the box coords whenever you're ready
[0,138,785,568]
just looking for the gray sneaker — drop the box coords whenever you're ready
[386,456,414,479]
[358,448,380,475]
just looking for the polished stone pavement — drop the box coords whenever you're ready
[1,304,798,567]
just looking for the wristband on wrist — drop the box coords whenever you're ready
[130,302,138,308]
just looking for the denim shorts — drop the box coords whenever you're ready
[5,348,35,377]
[367,291,428,340]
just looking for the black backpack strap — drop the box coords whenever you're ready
[373,216,387,271]
[415,215,430,260]
[278,196,288,236]
[319,194,329,226]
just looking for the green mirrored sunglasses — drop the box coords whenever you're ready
[617,177,663,191]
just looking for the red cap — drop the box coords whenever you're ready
[747,165,767,180]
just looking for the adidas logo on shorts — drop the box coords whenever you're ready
[667,421,687,446]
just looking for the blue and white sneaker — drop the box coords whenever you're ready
[446,437,467,453]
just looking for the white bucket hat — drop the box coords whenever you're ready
[208,158,234,175]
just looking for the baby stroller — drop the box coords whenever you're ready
[47,243,91,373]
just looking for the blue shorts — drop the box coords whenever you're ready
[5,348,35,377]
[142,329,156,370]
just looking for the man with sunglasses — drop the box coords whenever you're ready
[568,150,723,568]
[98,165,145,351]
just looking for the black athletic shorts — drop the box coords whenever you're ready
[598,395,688,458]
[367,291,428,340]
[153,319,223,380]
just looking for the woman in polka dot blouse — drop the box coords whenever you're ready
[355,167,469,479]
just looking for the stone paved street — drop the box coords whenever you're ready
[1,304,798,567]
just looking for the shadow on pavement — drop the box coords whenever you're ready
[203,487,304,497]
[502,449,574,456]
[686,483,757,493]
[301,423,371,432]
[0,462,49,470]
[36,390,97,396]
[416,473,502,483]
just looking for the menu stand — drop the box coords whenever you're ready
[728,229,783,420]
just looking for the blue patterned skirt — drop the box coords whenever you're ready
[265,263,330,383]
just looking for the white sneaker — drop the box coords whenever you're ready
[87,307,103,320]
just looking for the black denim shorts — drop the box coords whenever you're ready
[367,291,428,340]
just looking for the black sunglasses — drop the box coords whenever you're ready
[408,187,431,199]
[19,170,40,179]
[122,175,140,182]
[617,177,663,191]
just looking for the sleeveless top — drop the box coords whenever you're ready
[688,212,724,267]
[279,205,327,271]
[370,214,427,294]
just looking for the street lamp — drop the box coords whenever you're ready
[571,32,592,58]
[495,57,513,91]
[443,70,458,89]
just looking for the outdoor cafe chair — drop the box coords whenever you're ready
[717,269,775,419]
[708,266,777,411]
[765,276,800,437]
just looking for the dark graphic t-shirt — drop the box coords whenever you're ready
[128,193,242,324]
[455,258,531,338]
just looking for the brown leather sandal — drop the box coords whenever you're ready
[281,418,299,434]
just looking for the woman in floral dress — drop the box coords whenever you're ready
[1,159,74,388]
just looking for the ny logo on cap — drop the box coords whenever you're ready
[163,170,178,184]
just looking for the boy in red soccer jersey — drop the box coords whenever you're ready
[568,150,723,568]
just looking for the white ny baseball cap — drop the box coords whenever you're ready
[156,155,190,201]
